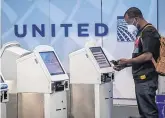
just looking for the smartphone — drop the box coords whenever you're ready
[110,60,119,65]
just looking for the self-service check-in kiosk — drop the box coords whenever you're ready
[1,42,69,118]
[1,42,30,118]
[69,46,114,118]
[16,45,69,118]
[1,42,30,93]
[0,72,9,118]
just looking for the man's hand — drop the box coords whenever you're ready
[118,58,132,65]
[113,65,125,71]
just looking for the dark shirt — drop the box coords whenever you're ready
[132,23,160,81]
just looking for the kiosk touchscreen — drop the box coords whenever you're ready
[89,47,111,68]
[39,51,65,75]
[17,45,69,118]
[69,46,114,118]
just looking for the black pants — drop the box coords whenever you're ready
[134,75,159,118]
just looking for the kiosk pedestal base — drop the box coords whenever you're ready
[71,82,113,118]
[16,92,67,118]
[6,94,17,118]
[0,103,6,118]
[18,93,44,118]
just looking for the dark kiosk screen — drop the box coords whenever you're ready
[40,51,65,75]
[90,47,111,68]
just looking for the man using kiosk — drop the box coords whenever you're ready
[114,7,160,118]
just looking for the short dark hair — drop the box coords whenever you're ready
[124,7,143,19]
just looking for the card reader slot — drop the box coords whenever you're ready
[56,109,61,111]
[55,85,64,91]
[51,81,65,92]
[1,94,3,102]
[4,91,8,100]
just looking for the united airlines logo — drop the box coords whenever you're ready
[117,16,136,42]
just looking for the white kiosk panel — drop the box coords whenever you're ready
[33,45,68,82]
[17,45,69,93]
[69,46,113,84]
[16,45,69,118]
[1,42,30,93]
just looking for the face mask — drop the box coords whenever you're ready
[127,24,138,36]
[127,19,138,36]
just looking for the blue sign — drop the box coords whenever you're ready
[117,16,136,42]
[156,95,165,118]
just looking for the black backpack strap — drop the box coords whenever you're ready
[139,24,158,68]
[140,24,153,38]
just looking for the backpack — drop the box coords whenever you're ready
[140,25,165,76]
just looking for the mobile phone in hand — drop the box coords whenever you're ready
[110,60,119,65]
